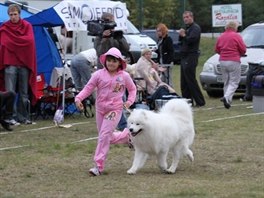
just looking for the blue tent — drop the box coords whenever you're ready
[25,5,64,27]
[0,3,63,84]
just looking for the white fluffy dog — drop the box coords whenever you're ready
[127,99,195,174]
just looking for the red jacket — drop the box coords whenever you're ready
[0,19,37,104]
[215,29,246,62]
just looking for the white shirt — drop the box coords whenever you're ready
[80,48,97,66]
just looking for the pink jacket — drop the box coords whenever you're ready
[215,29,246,62]
[75,68,136,114]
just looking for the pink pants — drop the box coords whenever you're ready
[93,109,129,172]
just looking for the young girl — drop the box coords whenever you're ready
[75,47,137,176]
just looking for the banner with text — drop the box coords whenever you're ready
[54,0,127,31]
[212,4,242,27]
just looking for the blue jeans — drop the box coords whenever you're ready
[5,66,30,122]
[117,95,127,130]
[117,110,127,130]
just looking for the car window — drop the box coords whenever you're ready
[125,20,140,34]
[241,26,264,48]
[141,31,157,41]
[168,31,179,44]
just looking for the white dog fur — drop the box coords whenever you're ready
[127,99,195,174]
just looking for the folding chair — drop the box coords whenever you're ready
[159,63,174,85]
[125,64,150,109]
[33,74,59,119]
[133,77,148,104]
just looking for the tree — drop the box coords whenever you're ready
[117,0,264,31]
[118,0,180,30]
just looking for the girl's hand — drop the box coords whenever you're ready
[123,102,132,113]
[75,101,84,111]
[123,102,130,109]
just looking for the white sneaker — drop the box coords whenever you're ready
[89,167,101,176]
[5,119,20,126]
[21,120,32,125]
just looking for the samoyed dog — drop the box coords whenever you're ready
[127,99,195,175]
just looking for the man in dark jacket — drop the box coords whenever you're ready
[179,11,205,107]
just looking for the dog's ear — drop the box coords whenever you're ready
[142,111,148,120]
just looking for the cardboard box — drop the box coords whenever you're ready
[253,96,264,113]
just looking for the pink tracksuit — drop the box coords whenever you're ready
[75,68,136,172]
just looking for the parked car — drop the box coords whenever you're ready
[200,22,264,97]
[141,29,181,64]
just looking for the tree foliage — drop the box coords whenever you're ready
[115,0,264,31]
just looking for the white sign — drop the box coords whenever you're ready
[212,4,242,27]
[54,0,127,31]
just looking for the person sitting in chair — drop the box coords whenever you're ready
[135,48,175,95]
[242,61,264,101]
[0,91,16,131]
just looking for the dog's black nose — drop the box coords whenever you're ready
[129,128,133,132]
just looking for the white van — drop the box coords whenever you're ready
[123,20,157,62]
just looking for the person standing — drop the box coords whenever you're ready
[179,11,205,107]
[215,21,246,109]
[156,23,174,86]
[0,4,37,124]
[75,47,136,176]
[94,12,130,69]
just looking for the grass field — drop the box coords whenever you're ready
[1,38,264,198]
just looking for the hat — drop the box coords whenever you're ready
[99,47,127,70]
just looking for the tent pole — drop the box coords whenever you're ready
[61,30,67,120]
[5,0,41,13]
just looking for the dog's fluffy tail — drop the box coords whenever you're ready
[160,99,193,120]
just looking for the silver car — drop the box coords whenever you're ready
[200,22,264,97]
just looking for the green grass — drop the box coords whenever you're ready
[0,38,264,198]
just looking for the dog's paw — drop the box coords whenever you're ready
[164,169,175,174]
[188,155,194,162]
[187,151,194,162]
[127,169,136,175]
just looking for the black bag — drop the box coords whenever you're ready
[147,85,181,110]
